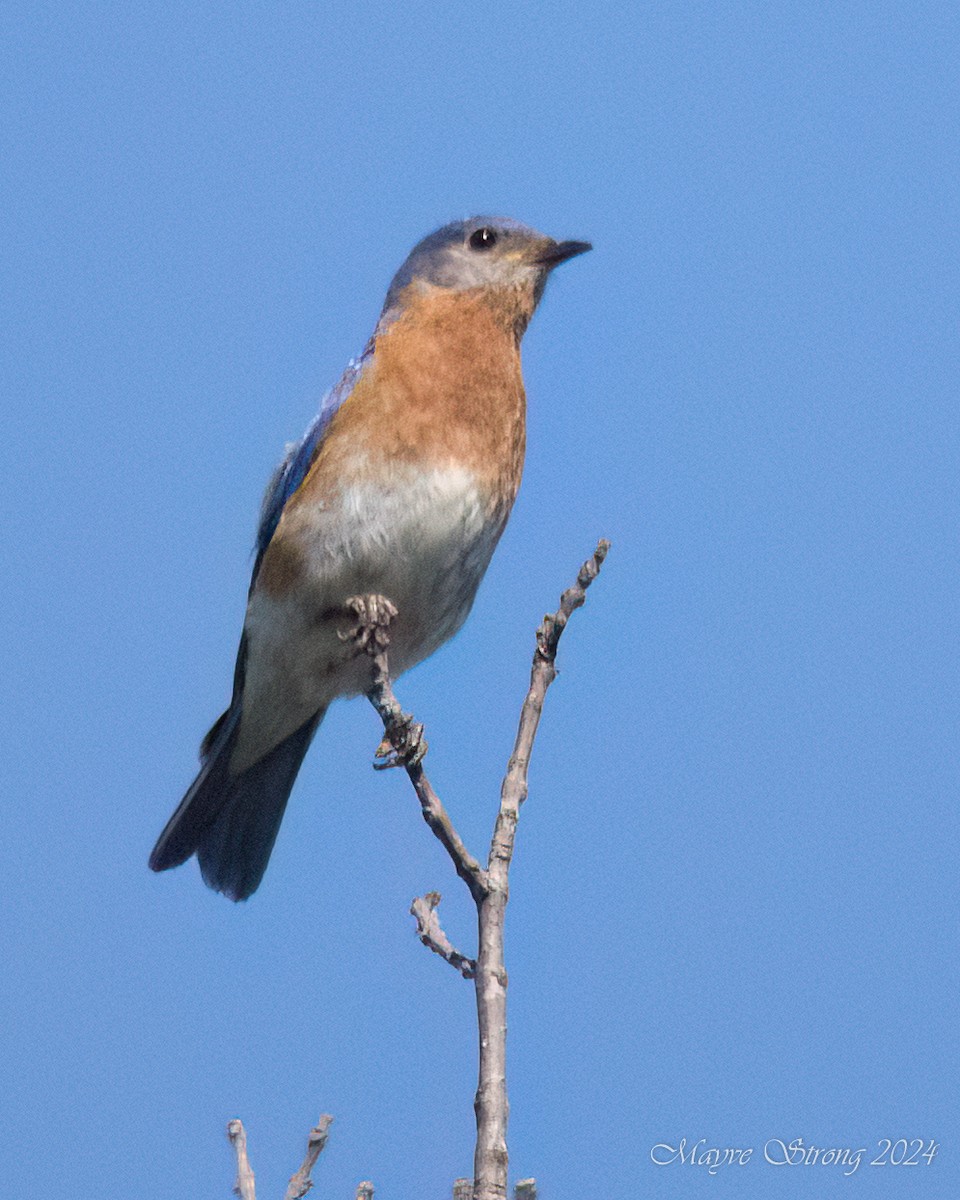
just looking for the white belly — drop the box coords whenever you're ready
[235,463,505,768]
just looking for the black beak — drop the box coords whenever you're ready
[537,239,593,268]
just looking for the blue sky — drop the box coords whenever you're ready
[2,2,958,1197]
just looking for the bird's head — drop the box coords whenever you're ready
[381,216,591,335]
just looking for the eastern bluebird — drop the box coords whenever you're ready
[149,217,591,900]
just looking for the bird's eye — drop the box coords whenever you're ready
[468,227,498,251]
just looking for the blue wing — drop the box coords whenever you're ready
[250,340,373,583]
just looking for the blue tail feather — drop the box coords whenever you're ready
[149,706,323,901]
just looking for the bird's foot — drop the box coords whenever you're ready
[341,593,424,767]
[374,712,427,771]
[338,594,398,655]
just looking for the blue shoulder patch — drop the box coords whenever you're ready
[251,340,373,581]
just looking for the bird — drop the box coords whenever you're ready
[149,216,591,901]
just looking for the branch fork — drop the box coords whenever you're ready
[227,1115,334,1200]
[350,540,610,1200]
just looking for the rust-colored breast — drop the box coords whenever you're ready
[298,285,528,505]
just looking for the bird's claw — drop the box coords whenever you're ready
[338,594,398,654]
[339,594,425,767]
[373,713,427,771]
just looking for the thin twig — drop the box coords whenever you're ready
[284,1114,334,1200]
[499,538,610,830]
[410,892,476,978]
[227,1119,256,1200]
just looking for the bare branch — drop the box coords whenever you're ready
[497,538,610,843]
[227,1119,256,1200]
[410,892,476,978]
[357,541,610,1200]
[284,1114,334,1200]
[473,541,610,1200]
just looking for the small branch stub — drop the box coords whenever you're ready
[410,891,476,978]
[356,1183,375,1199]
[284,1114,334,1200]
[227,1119,256,1200]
